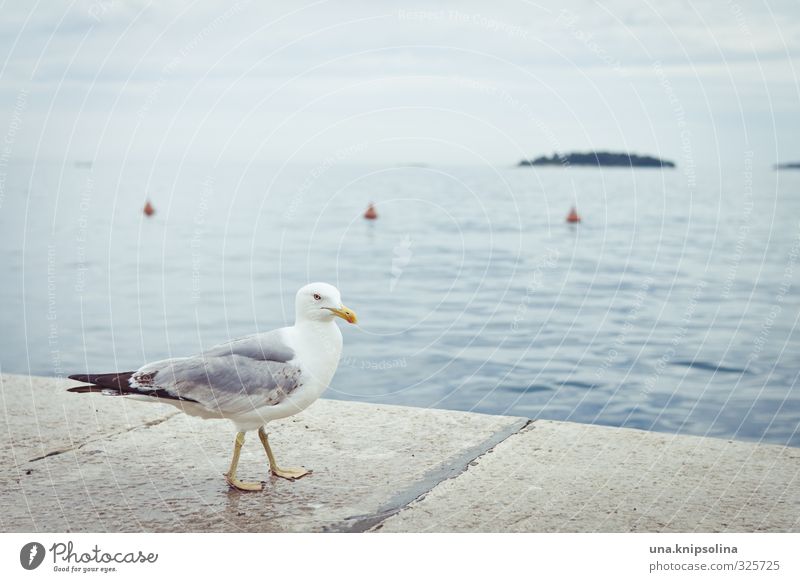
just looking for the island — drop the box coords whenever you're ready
[774,162,800,170]
[519,151,676,168]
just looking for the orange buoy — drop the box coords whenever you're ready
[143,200,155,217]
[363,203,378,220]
[566,206,580,223]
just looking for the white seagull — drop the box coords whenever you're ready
[68,282,357,492]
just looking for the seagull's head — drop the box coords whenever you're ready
[296,282,358,325]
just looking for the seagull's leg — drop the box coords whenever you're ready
[258,427,311,480]
[224,431,263,492]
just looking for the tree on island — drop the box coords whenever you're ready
[519,151,676,168]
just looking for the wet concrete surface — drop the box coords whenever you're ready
[375,420,800,532]
[0,374,176,470]
[2,375,798,532]
[1,374,524,532]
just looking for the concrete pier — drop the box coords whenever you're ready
[1,374,798,532]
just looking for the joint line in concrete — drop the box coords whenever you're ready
[330,418,534,532]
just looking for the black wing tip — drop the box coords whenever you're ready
[66,372,135,384]
[67,385,109,394]
[66,372,198,403]
[66,372,134,395]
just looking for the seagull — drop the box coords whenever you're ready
[67,282,357,492]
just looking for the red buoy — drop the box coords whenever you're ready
[566,206,580,223]
[364,203,378,220]
[143,200,155,217]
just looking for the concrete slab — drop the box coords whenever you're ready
[0,374,526,532]
[0,373,176,470]
[375,420,800,533]
[3,375,798,532]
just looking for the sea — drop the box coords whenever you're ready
[1,159,798,446]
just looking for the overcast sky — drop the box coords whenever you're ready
[1,0,798,166]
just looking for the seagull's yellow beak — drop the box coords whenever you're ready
[325,305,358,324]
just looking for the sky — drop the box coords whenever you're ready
[0,0,798,166]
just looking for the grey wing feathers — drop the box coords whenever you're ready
[132,330,303,415]
[201,330,295,362]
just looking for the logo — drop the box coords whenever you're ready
[390,235,413,291]
[20,542,46,570]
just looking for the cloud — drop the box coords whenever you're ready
[0,0,797,164]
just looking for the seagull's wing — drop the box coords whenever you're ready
[131,330,303,415]
[201,331,296,362]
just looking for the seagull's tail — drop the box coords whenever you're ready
[67,372,199,403]
[66,385,122,394]
[67,372,135,396]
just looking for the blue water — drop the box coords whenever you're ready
[1,160,798,446]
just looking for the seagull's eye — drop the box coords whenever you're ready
[313,293,322,301]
